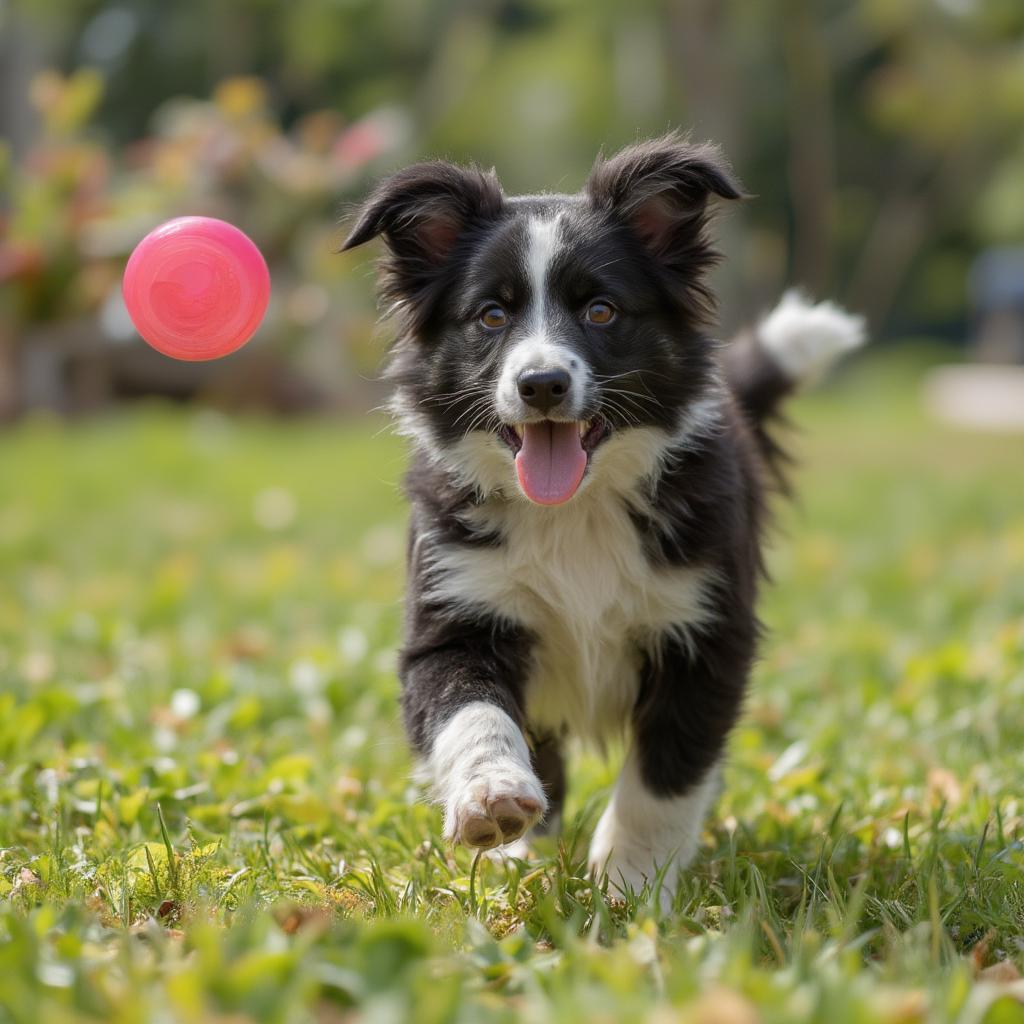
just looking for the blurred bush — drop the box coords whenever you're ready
[0,67,404,417]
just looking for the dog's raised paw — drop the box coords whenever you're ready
[443,766,547,850]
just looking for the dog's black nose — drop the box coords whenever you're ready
[517,368,571,412]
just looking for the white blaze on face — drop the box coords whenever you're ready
[496,214,586,420]
[491,215,595,506]
[526,215,560,333]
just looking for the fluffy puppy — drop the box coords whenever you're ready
[342,134,864,903]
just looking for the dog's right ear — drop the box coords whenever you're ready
[340,161,503,276]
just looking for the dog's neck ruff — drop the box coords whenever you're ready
[394,389,725,513]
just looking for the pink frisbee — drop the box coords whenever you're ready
[123,216,270,361]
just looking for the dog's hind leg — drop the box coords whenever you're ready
[529,730,567,837]
[589,623,753,911]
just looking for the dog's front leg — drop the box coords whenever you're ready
[589,625,753,909]
[400,625,547,850]
[429,700,547,848]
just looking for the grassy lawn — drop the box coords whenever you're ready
[1,350,1023,1023]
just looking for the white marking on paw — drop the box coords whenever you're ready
[589,753,721,911]
[759,289,866,385]
[429,702,547,849]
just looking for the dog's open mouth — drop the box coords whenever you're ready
[497,417,610,505]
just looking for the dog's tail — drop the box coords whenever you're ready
[721,289,866,484]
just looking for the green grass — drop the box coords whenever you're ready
[1,350,1023,1023]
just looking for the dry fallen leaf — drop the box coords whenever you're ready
[275,904,331,936]
[687,986,761,1024]
[873,988,928,1023]
[927,767,962,807]
[979,960,1023,984]
[969,932,1024,997]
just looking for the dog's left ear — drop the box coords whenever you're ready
[585,135,743,260]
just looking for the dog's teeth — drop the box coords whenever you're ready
[579,420,590,437]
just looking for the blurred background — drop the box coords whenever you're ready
[2,0,1024,420]
[1,9,1023,1007]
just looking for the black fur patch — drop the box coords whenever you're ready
[345,133,795,807]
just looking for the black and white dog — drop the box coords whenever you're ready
[342,135,864,903]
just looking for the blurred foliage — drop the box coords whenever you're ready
[1,0,1023,352]
[0,63,403,389]
[0,352,1022,1019]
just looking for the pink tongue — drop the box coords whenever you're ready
[515,421,587,505]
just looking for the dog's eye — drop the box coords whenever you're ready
[585,300,616,326]
[479,305,509,330]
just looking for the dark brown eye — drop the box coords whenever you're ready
[585,300,616,325]
[479,305,509,330]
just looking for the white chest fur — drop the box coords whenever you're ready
[425,485,716,743]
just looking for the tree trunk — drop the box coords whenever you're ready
[782,0,836,295]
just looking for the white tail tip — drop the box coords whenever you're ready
[759,289,866,385]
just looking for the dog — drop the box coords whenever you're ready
[341,134,864,905]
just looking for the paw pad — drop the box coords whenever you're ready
[445,771,546,850]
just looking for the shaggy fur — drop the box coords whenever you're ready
[342,133,865,902]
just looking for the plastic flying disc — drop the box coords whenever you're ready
[122,216,270,361]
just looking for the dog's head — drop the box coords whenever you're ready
[342,134,742,506]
